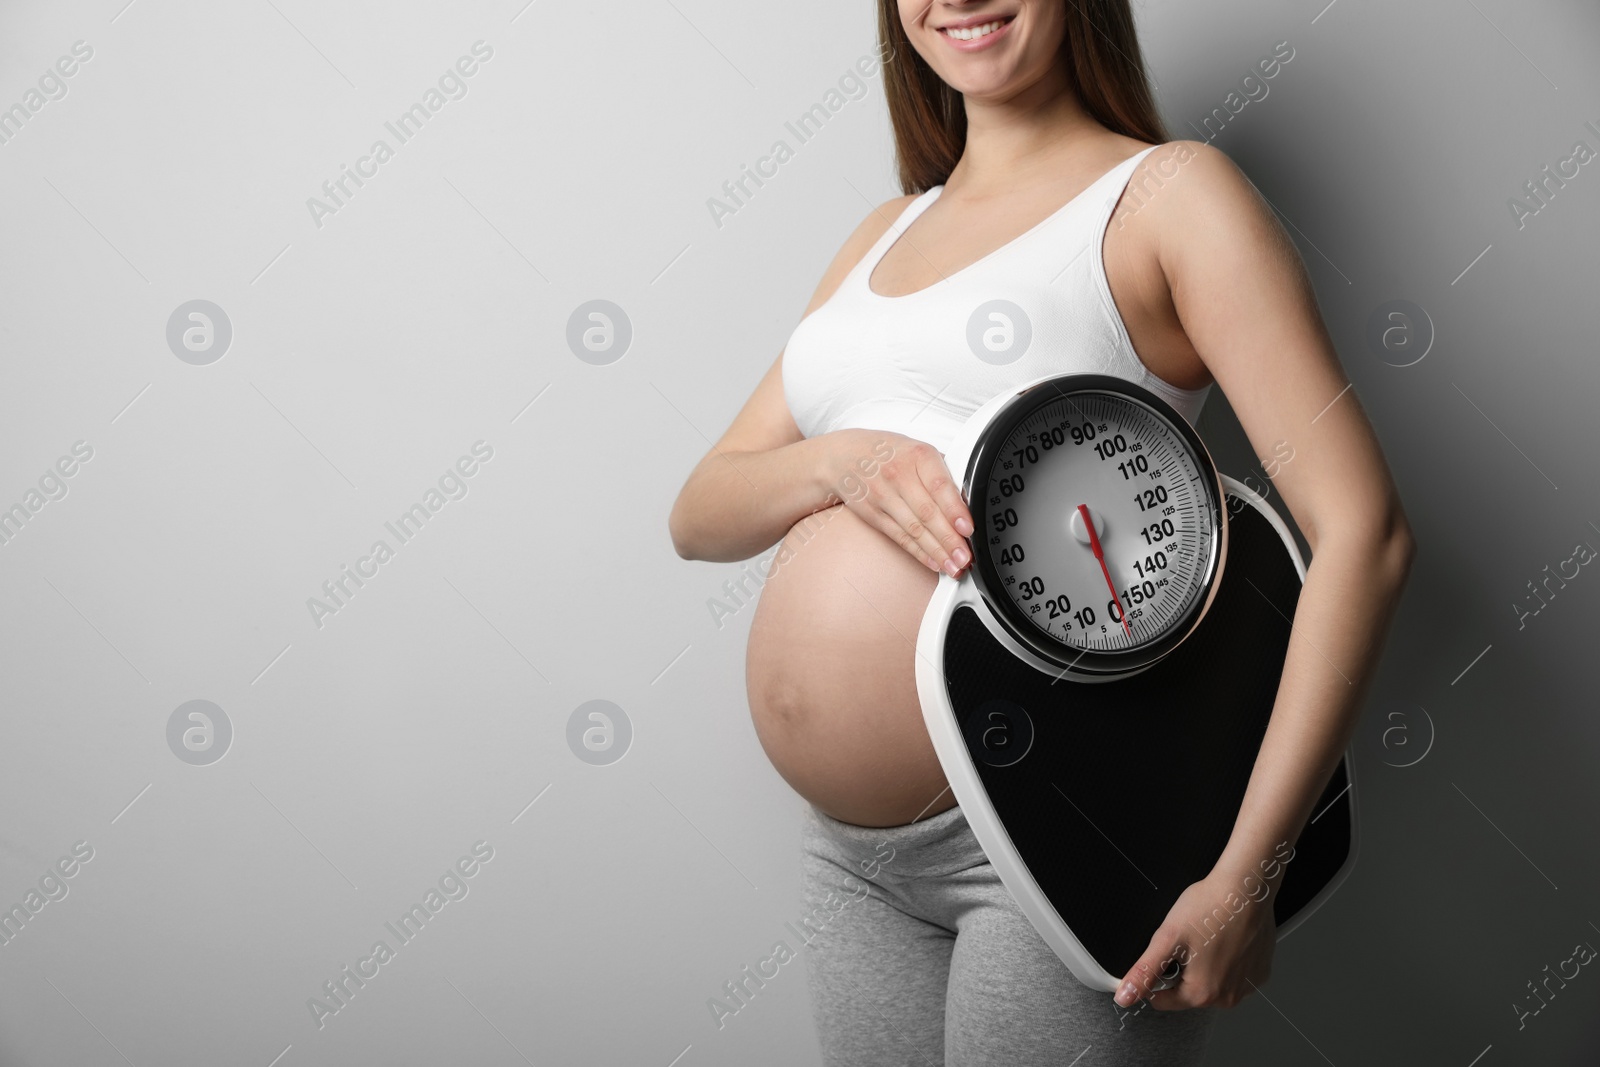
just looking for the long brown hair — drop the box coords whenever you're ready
[877,1,1169,193]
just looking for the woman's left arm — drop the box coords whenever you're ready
[1112,142,1417,1012]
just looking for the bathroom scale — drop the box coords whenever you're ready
[913,372,1357,995]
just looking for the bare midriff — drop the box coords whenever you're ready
[745,501,957,829]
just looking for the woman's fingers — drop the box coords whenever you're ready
[878,445,969,574]
[902,481,971,573]
[876,488,959,574]
[1143,965,1211,1011]
[914,444,975,540]
[836,434,974,574]
[876,467,960,572]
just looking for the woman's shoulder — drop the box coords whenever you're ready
[1122,139,1252,203]
[1115,140,1281,251]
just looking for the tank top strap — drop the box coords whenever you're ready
[1093,144,1161,225]
[851,186,945,288]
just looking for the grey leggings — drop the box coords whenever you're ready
[799,800,1217,1066]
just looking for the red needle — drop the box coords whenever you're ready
[1078,504,1133,637]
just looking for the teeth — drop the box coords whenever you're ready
[944,19,1006,41]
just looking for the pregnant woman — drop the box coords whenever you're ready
[670,1,1414,1063]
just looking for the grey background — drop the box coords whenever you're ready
[1,0,1597,1064]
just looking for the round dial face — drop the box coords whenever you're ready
[967,379,1224,672]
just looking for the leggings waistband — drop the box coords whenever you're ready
[804,801,988,879]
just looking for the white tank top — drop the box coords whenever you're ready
[782,145,1211,459]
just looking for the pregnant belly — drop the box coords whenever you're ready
[746,503,959,828]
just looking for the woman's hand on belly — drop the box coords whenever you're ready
[820,428,975,579]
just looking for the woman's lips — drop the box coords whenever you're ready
[937,15,1015,53]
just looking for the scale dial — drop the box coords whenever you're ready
[964,375,1227,677]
